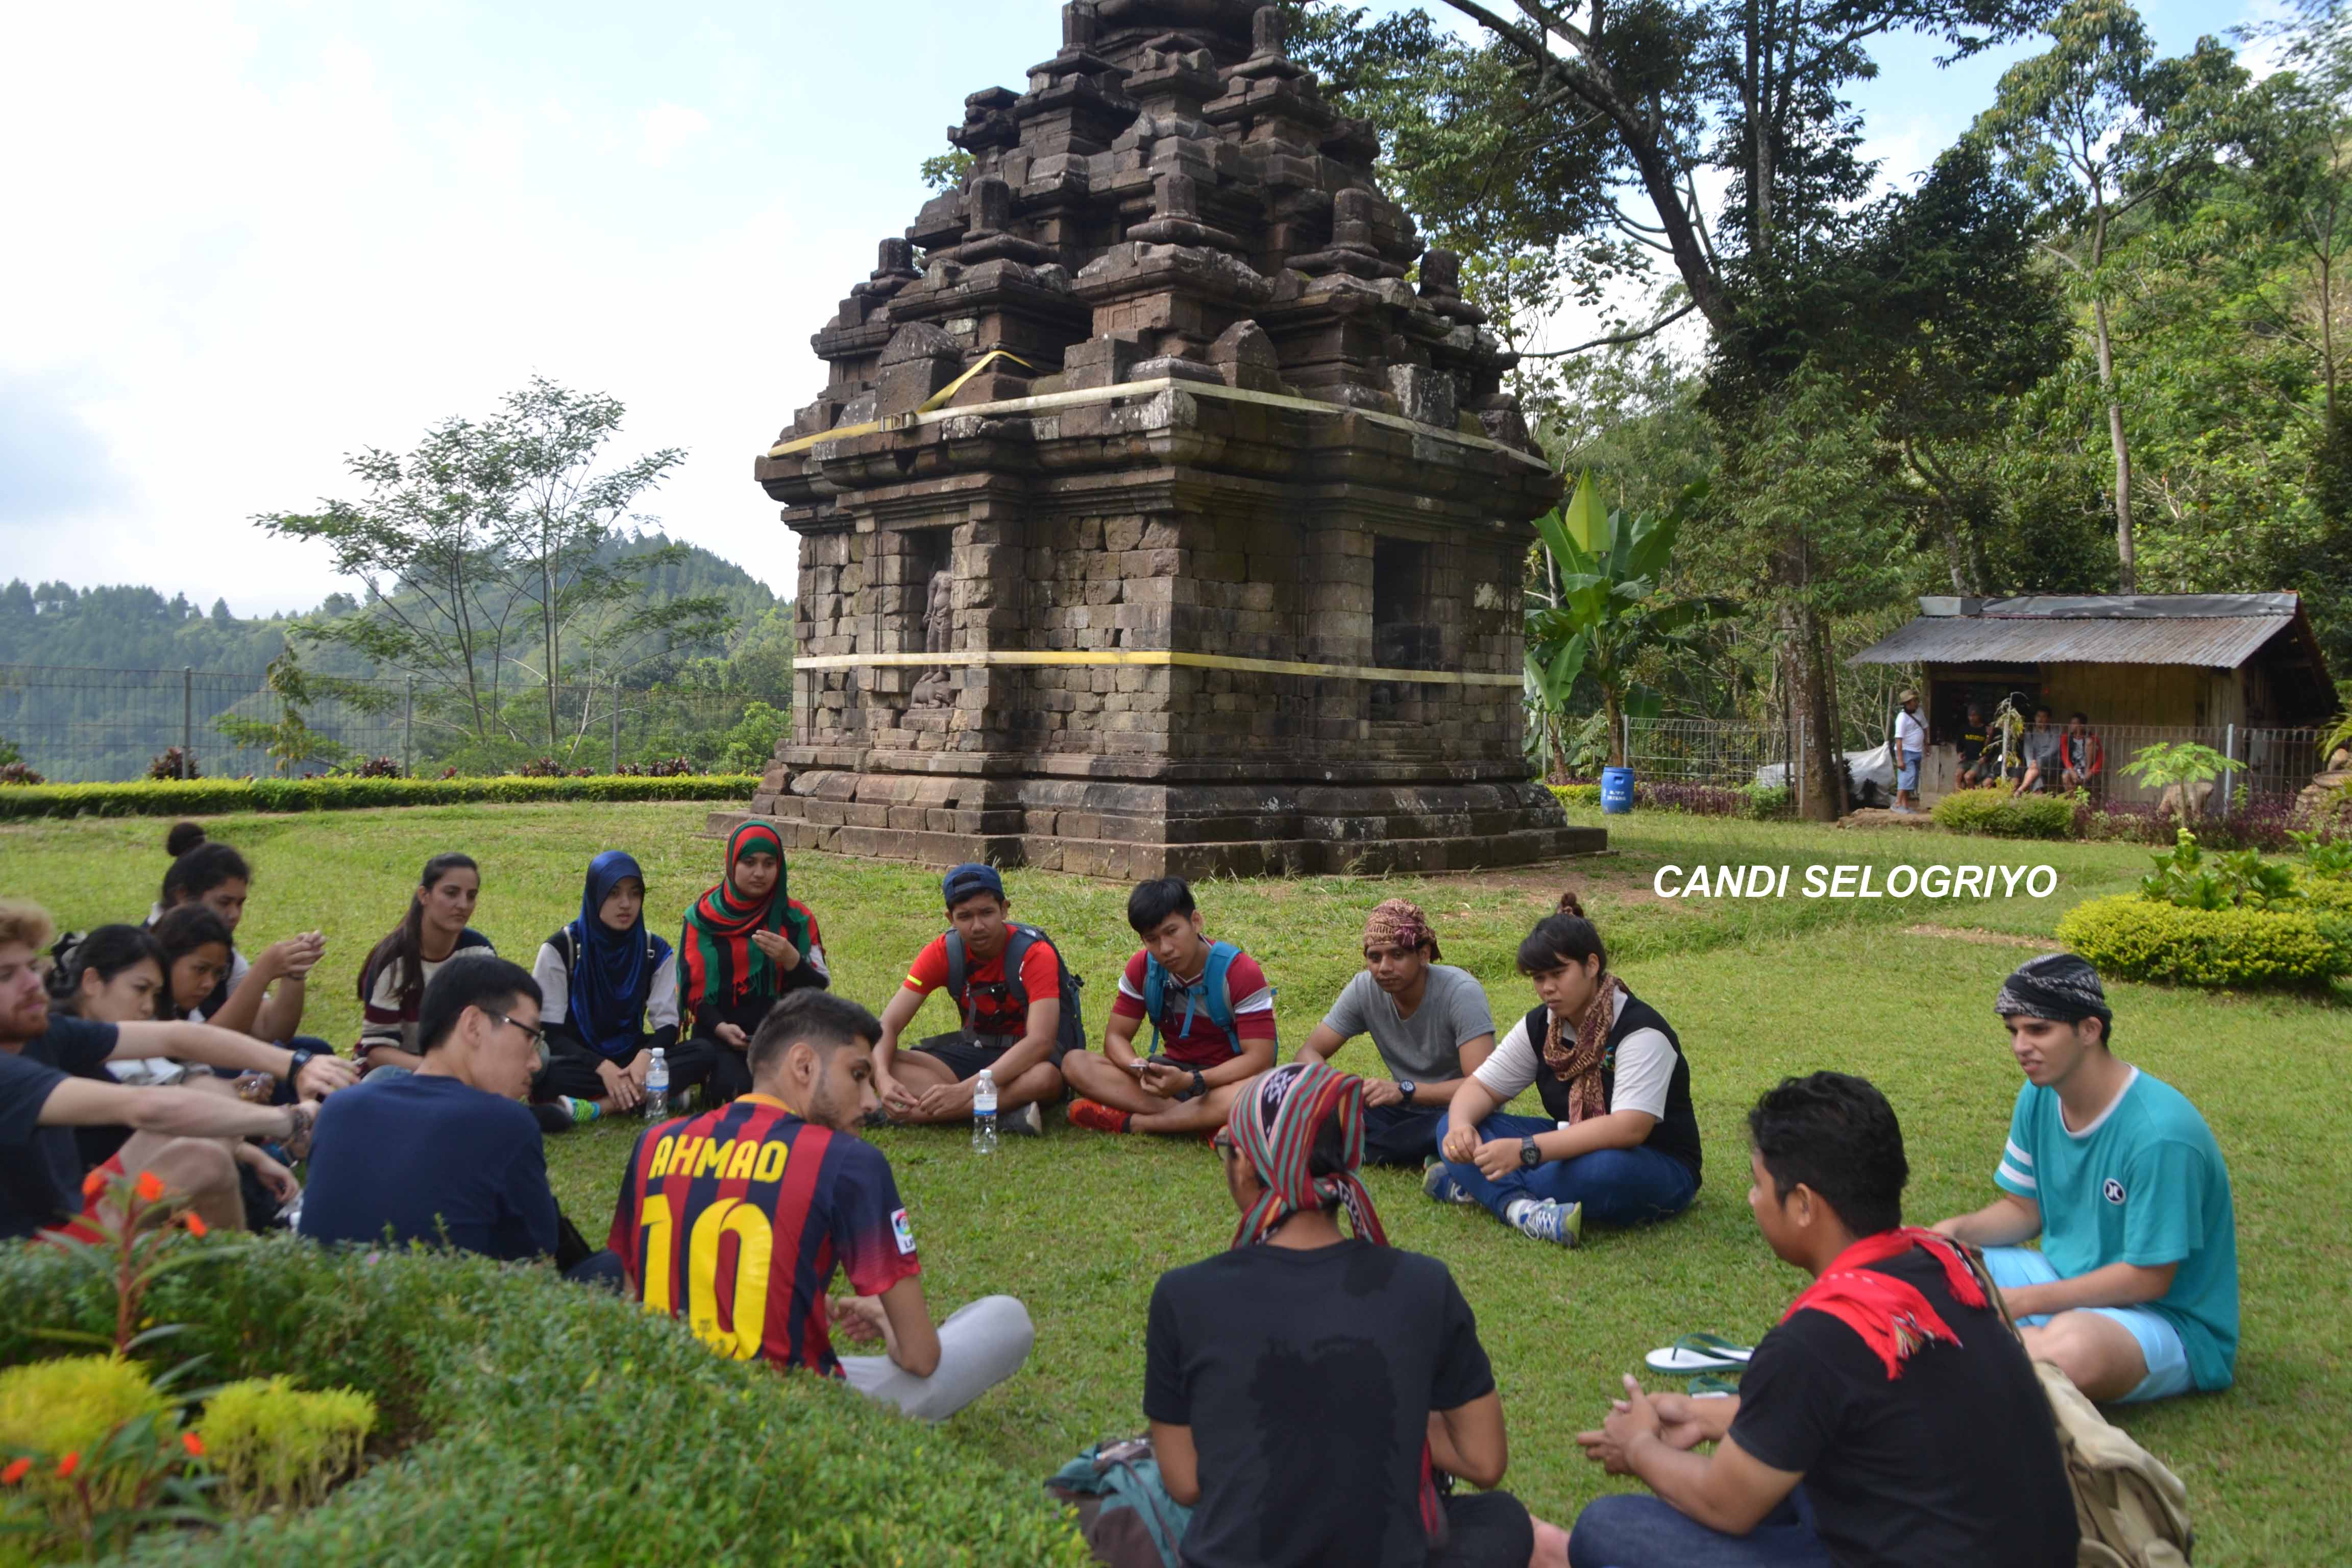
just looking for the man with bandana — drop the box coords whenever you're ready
[1143,1062,1552,1566]
[1295,898,1498,1167]
[1932,953,2238,1403]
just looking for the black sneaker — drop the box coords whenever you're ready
[531,1101,575,1135]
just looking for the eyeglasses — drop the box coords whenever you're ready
[1211,1128,1235,1154]
[487,1011,544,1047]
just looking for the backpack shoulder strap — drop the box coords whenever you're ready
[1202,941,1244,1053]
[1000,927,1040,1007]
[1140,953,1168,1054]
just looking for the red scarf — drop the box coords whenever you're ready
[1781,1228,1984,1380]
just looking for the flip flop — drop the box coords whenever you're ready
[1643,1334,1756,1375]
[1685,1373,1743,1396]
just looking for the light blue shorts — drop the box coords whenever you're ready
[1982,1246,2192,1403]
[1898,750,1922,791]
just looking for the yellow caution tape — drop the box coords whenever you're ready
[766,349,1040,458]
[791,647,1523,687]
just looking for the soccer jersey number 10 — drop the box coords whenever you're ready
[637,1196,774,1360]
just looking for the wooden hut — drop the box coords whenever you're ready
[1848,593,2336,804]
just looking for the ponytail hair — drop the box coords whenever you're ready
[360,852,480,1013]
[1515,890,1608,977]
[47,923,167,1006]
[160,824,251,910]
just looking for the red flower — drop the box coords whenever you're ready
[183,1212,209,1238]
[134,1171,166,1204]
[181,1433,205,1458]
[81,1166,108,1198]
[1,1458,29,1485]
[56,1452,79,1479]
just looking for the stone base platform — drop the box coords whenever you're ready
[703,771,1603,878]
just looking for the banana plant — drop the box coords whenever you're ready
[1525,473,1731,771]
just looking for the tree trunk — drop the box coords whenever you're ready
[2091,293,2135,593]
[1602,684,1626,769]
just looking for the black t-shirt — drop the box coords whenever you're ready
[1144,1238,1495,1568]
[1729,1248,2078,1568]
[0,1017,119,1240]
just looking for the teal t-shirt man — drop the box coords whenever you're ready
[1934,953,2239,1404]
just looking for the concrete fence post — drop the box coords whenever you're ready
[180,667,192,777]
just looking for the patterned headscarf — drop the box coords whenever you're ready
[1540,973,1628,1124]
[1224,1061,1387,1250]
[678,822,811,1010]
[1994,952,2113,1028]
[1362,897,1440,961]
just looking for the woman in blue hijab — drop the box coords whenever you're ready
[528,850,719,1129]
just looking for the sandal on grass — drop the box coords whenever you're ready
[1643,1333,1756,1375]
[1685,1373,1743,1396]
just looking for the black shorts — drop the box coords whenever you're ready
[910,1031,1021,1083]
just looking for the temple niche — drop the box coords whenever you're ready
[731,0,1601,876]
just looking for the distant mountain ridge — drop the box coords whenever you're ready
[0,534,786,676]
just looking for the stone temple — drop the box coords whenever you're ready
[736,0,1600,877]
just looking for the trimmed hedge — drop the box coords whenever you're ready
[0,775,762,822]
[0,1238,1088,1566]
[1548,782,1601,807]
[1931,787,2076,840]
[2054,895,2352,988]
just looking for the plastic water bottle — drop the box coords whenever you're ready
[644,1049,670,1121]
[971,1068,998,1155]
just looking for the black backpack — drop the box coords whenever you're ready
[944,923,1085,1063]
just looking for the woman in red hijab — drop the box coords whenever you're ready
[679,822,830,1102]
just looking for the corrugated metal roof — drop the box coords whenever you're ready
[1955,593,2299,620]
[1848,615,2294,669]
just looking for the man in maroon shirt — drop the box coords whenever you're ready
[1064,878,1278,1136]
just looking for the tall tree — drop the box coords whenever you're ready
[1971,0,2242,591]
[1311,0,2042,814]
[482,378,720,751]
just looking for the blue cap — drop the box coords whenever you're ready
[941,862,1006,910]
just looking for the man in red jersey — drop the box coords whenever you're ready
[1063,877,1278,1137]
[608,990,1032,1420]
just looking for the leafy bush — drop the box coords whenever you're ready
[146,748,199,781]
[2055,895,2352,988]
[1636,781,1747,816]
[0,1355,171,1509]
[2293,828,2352,880]
[197,1377,375,1515]
[0,775,761,822]
[336,756,403,779]
[2140,830,2301,911]
[1739,785,1792,820]
[0,1239,1089,1566]
[0,762,44,787]
[1548,782,1600,808]
[720,700,790,775]
[1932,787,2077,839]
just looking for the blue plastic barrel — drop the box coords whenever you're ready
[1600,765,1635,815]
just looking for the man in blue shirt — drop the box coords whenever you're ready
[1933,953,2238,1403]
[302,957,561,1263]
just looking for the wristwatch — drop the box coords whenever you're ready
[1395,1079,1417,1101]
[286,1047,316,1083]
[1518,1136,1542,1169]
[1179,1068,1207,1102]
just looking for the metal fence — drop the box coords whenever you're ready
[1626,716,1800,791]
[1953,722,2328,811]
[0,663,786,782]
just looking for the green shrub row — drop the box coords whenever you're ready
[2054,895,2352,988]
[1549,782,1601,807]
[1930,786,2077,840]
[0,775,762,821]
[0,1238,1089,1566]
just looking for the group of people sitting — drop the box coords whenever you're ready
[1891,691,2107,813]
[0,819,2241,1568]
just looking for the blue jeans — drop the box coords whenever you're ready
[1569,1490,1831,1568]
[1361,1101,1449,1167]
[1436,1110,1698,1227]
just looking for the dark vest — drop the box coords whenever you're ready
[1518,990,1702,1182]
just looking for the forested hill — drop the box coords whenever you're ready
[0,534,786,676]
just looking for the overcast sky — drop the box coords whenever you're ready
[0,0,2253,615]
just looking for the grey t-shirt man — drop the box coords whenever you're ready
[1318,965,1496,1082]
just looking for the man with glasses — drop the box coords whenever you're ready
[302,957,610,1277]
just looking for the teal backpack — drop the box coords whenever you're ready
[1140,941,1261,1057]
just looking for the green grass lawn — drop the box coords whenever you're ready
[6,802,2347,1562]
